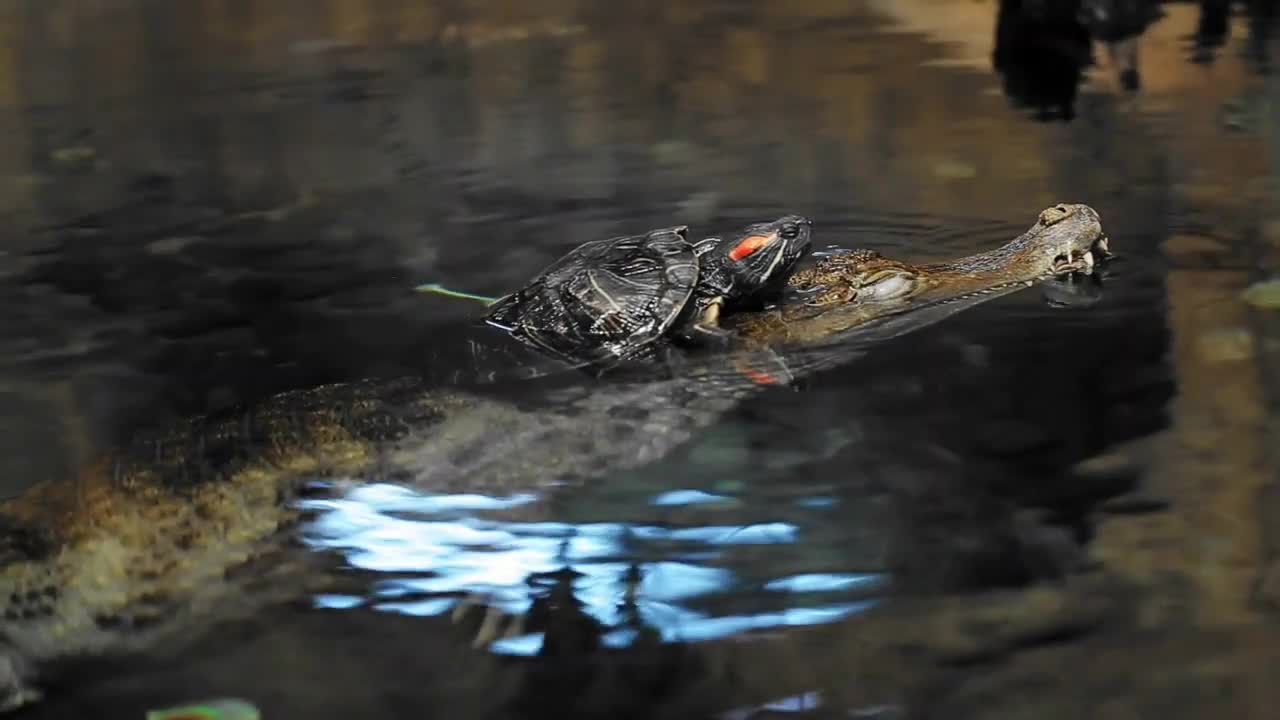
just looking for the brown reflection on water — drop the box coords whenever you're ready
[1092,270,1270,626]
[0,0,1124,230]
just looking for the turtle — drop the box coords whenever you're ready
[477,215,813,365]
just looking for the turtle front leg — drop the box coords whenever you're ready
[676,296,736,349]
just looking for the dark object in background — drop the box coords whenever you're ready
[1245,0,1279,70]
[1080,0,1164,91]
[1191,0,1280,68]
[1192,0,1233,64]
[993,0,1094,121]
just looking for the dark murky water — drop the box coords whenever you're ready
[2,1,1278,718]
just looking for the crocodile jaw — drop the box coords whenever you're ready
[1050,232,1111,275]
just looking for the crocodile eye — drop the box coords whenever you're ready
[780,223,800,240]
[1039,204,1073,227]
[858,269,918,301]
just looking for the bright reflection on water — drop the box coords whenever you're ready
[722,691,825,720]
[299,482,883,656]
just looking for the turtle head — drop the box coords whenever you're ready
[702,215,813,300]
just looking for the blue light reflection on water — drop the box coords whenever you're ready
[651,489,733,506]
[722,690,824,720]
[300,483,882,655]
[764,573,881,593]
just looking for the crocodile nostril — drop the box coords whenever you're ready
[1055,204,1069,213]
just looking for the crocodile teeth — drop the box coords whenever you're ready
[1096,236,1111,255]
[1082,250,1095,269]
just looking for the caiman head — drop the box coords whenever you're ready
[728,203,1110,345]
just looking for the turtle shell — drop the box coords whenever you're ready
[483,225,703,365]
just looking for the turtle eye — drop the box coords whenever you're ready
[728,233,774,261]
[780,223,800,240]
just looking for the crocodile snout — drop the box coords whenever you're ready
[1042,203,1109,276]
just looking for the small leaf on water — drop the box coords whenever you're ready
[50,145,97,166]
[931,160,977,180]
[414,283,500,305]
[146,698,260,720]
[1241,279,1280,309]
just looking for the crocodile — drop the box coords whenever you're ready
[0,203,1108,711]
[727,202,1110,345]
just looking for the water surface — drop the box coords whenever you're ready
[2,1,1278,718]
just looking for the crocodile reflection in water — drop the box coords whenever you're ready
[0,204,1109,711]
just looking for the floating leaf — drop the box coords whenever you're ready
[50,145,97,167]
[931,159,977,179]
[146,698,260,720]
[1241,279,1280,309]
[414,283,500,305]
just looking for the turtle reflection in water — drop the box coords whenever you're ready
[0,204,1110,712]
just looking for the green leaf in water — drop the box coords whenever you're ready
[50,145,97,167]
[414,283,501,306]
[146,698,260,720]
[931,159,977,180]
[1241,279,1280,309]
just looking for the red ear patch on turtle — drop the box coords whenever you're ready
[728,232,777,261]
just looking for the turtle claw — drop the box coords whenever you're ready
[677,322,736,350]
[695,324,735,348]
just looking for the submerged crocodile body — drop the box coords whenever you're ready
[0,204,1107,710]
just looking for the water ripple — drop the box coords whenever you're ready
[298,483,884,653]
